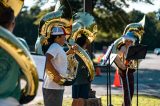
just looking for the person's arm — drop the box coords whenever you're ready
[45,53,63,84]
[117,50,124,59]
[118,46,130,66]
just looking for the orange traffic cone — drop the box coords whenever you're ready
[112,68,121,87]
[96,67,101,76]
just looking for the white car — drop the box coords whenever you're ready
[154,48,160,55]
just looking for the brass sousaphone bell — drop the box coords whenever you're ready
[112,16,146,70]
[0,0,39,104]
[1,0,24,17]
[70,12,98,81]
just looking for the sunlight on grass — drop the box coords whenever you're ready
[105,95,160,106]
[62,95,160,106]
[35,95,160,106]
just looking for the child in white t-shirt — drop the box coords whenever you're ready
[42,27,76,106]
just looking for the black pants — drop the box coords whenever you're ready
[119,69,135,106]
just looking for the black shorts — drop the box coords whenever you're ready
[72,84,90,99]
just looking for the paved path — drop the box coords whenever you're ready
[25,53,160,105]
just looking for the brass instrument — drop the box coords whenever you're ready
[1,0,24,16]
[70,12,97,43]
[112,16,145,70]
[0,27,39,103]
[112,38,137,71]
[0,0,38,104]
[111,37,127,71]
[35,0,72,55]
[70,12,97,81]
[123,15,145,43]
[66,53,79,80]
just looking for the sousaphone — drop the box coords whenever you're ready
[0,0,24,17]
[70,12,97,81]
[112,16,146,70]
[0,0,38,104]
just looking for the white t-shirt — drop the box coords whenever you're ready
[43,43,68,89]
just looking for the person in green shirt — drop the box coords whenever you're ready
[72,34,92,106]
[0,2,24,105]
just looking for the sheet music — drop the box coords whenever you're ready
[32,55,46,80]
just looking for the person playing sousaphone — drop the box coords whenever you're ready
[42,26,77,106]
[0,0,38,105]
[111,15,146,106]
[117,31,137,106]
[70,11,97,106]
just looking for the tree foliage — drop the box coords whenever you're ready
[13,0,159,51]
[13,6,39,50]
[142,12,160,49]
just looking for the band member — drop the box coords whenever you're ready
[117,31,137,106]
[72,34,92,106]
[43,27,76,106]
[0,3,21,106]
[0,2,36,105]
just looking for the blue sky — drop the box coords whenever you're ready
[24,0,57,10]
[24,0,160,13]
[123,1,160,13]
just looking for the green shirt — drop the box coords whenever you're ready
[73,54,90,85]
[0,48,21,101]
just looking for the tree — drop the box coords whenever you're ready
[13,6,39,51]
[92,0,129,45]
[13,0,158,51]
[91,0,155,50]
[143,12,160,49]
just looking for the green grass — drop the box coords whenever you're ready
[100,95,160,106]
[35,95,160,106]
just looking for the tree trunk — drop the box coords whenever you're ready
[85,98,102,106]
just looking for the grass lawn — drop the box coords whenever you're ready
[100,95,160,106]
[35,95,160,106]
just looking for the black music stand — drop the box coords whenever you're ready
[101,43,114,106]
[126,44,147,106]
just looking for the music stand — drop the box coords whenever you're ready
[101,43,114,106]
[126,44,147,106]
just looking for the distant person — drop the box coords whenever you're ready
[72,34,92,106]
[102,46,108,54]
[42,27,76,106]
